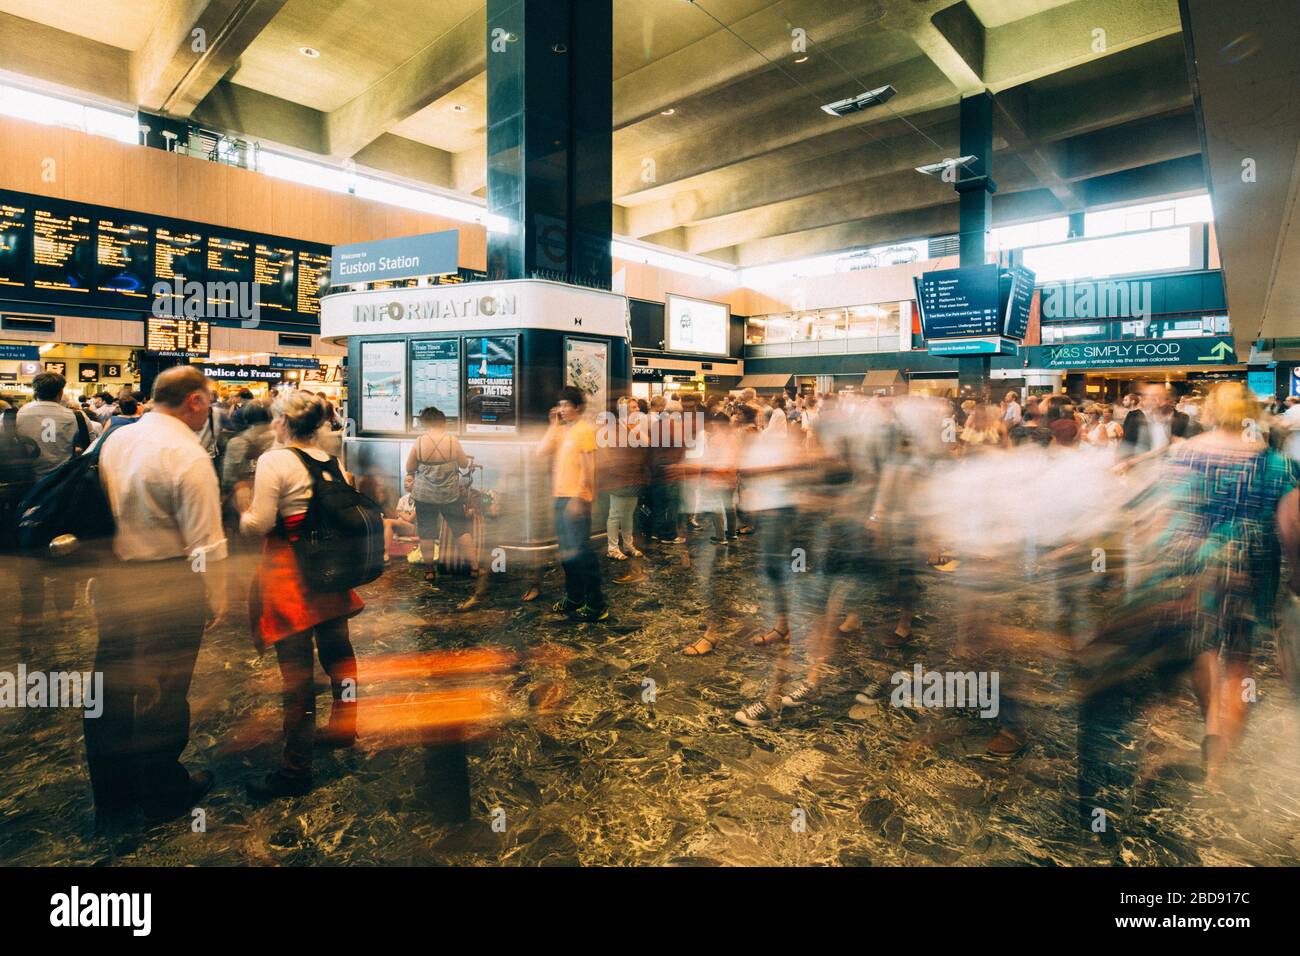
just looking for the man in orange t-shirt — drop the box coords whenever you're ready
[539,386,606,620]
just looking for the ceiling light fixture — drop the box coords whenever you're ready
[298,46,320,58]
[821,84,896,116]
[794,56,809,63]
[450,104,468,113]
[661,108,676,116]
[914,155,978,177]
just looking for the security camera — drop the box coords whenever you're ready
[821,85,896,117]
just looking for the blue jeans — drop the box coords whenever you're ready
[554,497,605,610]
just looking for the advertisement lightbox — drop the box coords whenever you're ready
[665,293,728,357]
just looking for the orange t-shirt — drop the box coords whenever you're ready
[553,419,597,501]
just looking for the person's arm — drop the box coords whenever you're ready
[239,452,285,538]
[537,417,562,458]
[404,436,422,491]
[452,435,470,468]
[174,452,229,626]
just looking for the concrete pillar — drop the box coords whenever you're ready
[485,0,612,287]
[955,91,997,399]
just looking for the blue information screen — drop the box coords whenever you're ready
[916,264,1002,339]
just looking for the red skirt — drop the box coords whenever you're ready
[249,513,364,646]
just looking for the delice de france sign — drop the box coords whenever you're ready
[330,230,459,286]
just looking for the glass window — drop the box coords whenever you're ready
[765,315,794,343]
[847,306,878,340]
[812,309,846,340]
[745,318,767,345]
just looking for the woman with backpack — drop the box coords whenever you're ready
[405,406,484,609]
[240,391,362,801]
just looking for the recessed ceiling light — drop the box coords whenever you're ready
[794,56,809,63]
[298,46,320,58]
[661,108,676,116]
[450,104,468,113]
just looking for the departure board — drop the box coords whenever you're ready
[0,187,333,324]
[146,316,210,357]
[154,226,204,308]
[96,217,152,299]
[254,242,295,314]
[296,250,330,316]
[33,206,94,293]
[0,199,28,289]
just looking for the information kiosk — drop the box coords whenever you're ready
[320,278,632,552]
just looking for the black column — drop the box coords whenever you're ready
[956,92,996,398]
[485,0,612,287]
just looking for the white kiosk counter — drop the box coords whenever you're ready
[320,278,632,552]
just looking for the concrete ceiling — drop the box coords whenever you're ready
[0,0,1209,267]
[1180,0,1300,353]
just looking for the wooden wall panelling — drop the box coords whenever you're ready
[60,128,127,208]
[347,197,390,244]
[0,116,65,196]
[122,144,179,217]
[176,154,229,227]
[225,163,276,235]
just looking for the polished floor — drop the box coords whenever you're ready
[2,530,1299,867]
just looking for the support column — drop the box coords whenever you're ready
[1068,210,1085,238]
[485,0,612,287]
[955,91,997,399]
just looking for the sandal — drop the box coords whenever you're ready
[753,626,790,646]
[520,586,541,603]
[838,614,862,634]
[423,570,436,583]
[683,634,719,656]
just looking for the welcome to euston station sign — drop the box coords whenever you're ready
[1042,336,1236,370]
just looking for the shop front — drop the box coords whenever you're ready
[1039,335,1244,401]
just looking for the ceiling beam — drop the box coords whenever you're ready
[0,11,132,103]
[193,80,327,153]
[324,6,484,159]
[132,0,289,117]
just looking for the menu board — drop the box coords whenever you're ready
[33,206,94,293]
[254,242,295,314]
[464,335,518,434]
[0,199,28,289]
[360,340,408,434]
[915,264,1002,339]
[146,316,211,357]
[296,250,331,316]
[96,217,152,299]
[411,338,460,428]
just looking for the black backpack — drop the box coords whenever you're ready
[0,408,41,552]
[285,448,384,592]
[13,429,115,555]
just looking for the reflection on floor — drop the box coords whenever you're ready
[2,533,1299,866]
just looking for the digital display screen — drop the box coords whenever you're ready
[0,188,331,325]
[78,363,99,383]
[1003,265,1036,340]
[254,242,295,314]
[0,199,28,289]
[96,218,153,299]
[665,294,729,356]
[296,250,330,315]
[33,206,94,293]
[147,316,211,357]
[916,265,1002,339]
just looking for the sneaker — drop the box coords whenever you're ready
[551,598,580,615]
[573,604,609,622]
[854,679,886,705]
[733,700,781,727]
[781,681,819,708]
[607,547,628,560]
[666,535,687,545]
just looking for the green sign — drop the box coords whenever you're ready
[1041,336,1236,370]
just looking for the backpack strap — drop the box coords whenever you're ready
[288,447,343,484]
[72,410,90,454]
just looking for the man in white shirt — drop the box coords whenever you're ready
[85,366,227,823]
[14,371,94,628]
